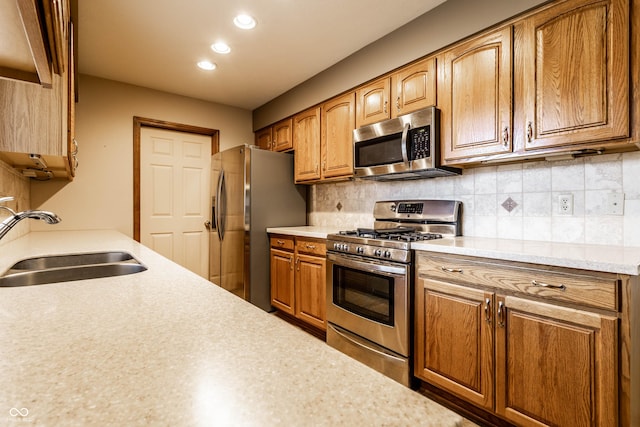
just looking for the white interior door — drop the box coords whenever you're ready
[140,127,211,278]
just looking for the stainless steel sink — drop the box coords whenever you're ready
[8,251,135,271]
[0,251,147,287]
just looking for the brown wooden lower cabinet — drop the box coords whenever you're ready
[270,234,326,331]
[415,251,634,427]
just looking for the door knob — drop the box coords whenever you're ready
[204,220,211,229]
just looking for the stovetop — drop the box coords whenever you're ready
[339,227,443,242]
[326,200,462,263]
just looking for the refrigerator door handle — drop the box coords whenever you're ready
[218,169,226,240]
[215,169,225,241]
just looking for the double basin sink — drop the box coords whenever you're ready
[0,251,147,287]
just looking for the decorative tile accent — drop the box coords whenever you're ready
[501,197,518,212]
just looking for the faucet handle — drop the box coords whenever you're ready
[0,196,14,204]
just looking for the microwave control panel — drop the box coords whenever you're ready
[410,126,431,160]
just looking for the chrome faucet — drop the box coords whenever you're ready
[0,196,61,241]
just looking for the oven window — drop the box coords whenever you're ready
[333,265,394,326]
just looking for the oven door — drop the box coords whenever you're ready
[326,252,410,357]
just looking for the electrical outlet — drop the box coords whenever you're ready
[607,192,624,215]
[558,194,573,215]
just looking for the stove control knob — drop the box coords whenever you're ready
[384,250,391,258]
[374,249,382,257]
[333,243,339,250]
[344,244,349,252]
[356,246,364,254]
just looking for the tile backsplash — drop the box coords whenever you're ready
[309,151,640,247]
[0,160,30,245]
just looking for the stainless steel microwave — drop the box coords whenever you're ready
[353,106,460,180]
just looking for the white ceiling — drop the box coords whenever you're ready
[78,0,446,111]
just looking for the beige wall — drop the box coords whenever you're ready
[30,75,253,237]
[253,0,548,129]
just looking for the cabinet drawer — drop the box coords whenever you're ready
[416,253,618,311]
[295,238,326,256]
[270,235,294,251]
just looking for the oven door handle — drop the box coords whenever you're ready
[328,324,406,363]
[327,252,407,277]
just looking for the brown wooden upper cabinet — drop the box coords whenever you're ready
[293,107,321,182]
[356,57,437,128]
[272,118,293,152]
[439,27,513,162]
[294,93,355,183]
[516,0,629,151]
[321,92,355,180]
[254,127,272,150]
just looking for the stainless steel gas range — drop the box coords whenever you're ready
[326,199,462,387]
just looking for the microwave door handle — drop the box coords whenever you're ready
[401,123,411,163]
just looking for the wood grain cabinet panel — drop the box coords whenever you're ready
[270,235,326,330]
[415,279,494,410]
[496,295,617,427]
[517,0,629,150]
[392,57,437,116]
[439,27,513,162]
[355,77,390,128]
[415,252,620,427]
[254,127,272,150]
[293,107,321,182]
[270,246,295,315]
[272,118,293,152]
[321,92,354,179]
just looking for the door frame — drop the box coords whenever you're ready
[133,116,219,242]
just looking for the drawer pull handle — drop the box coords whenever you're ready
[305,244,316,249]
[497,301,505,328]
[277,240,285,245]
[484,298,491,324]
[531,280,566,291]
[290,256,294,270]
[441,266,463,273]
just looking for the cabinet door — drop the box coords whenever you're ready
[495,295,617,427]
[254,127,272,150]
[355,77,390,128]
[392,57,437,117]
[518,0,629,151]
[295,253,326,330]
[272,118,293,152]
[321,92,354,179]
[415,278,495,409]
[270,248,295,315]
[293,107,321,182]
[440,27,513,161]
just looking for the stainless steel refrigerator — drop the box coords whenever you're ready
[209,144,307,311]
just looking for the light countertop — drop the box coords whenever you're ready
[267,226,640,275]
[266,226,340,239]
[413,236,640,276]
[0,230,462,426]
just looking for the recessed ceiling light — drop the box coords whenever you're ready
[233,14,256,30]
[197,60,216,71]
[211,42,231,54]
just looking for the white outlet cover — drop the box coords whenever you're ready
[607,193,624,215]
[558,194,573,215]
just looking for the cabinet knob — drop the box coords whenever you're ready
[383,100,388,114]
[502,127,509,146]
[526,122,533,143]
[396,96,401,112]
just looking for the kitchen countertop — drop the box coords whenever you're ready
[0,230,463,426]
[413,236,640,276]
[268,226,640,275]
[266,226,340,239]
